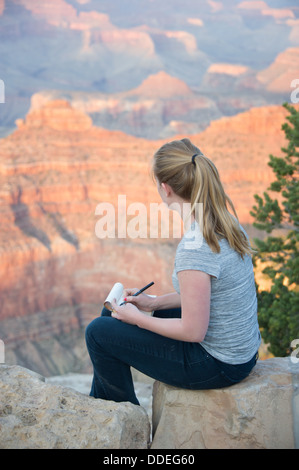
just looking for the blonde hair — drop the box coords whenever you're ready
[152,138,253,257]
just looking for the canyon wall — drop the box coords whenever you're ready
[0,100,174,375]
[1,0,298,138]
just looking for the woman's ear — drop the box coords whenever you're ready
[161,182,172,197]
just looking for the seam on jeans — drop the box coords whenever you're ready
[186,354,211,366]
[95,334,187,365]
[92,374,109,399]
[189,373,220,388]
[184,341,212,367]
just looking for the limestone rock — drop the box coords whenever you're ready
[151,358,298,449]
[128,71,193,98]
[257,47,299,92]
[24,100,93,132]
[0,365,150,449]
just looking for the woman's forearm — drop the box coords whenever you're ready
[152,292,181,310]
[135,314,202,343]
[111,275,208,342]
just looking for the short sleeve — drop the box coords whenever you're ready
[175,232,220,279]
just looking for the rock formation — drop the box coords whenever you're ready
[127,71,193,99]
[181,103,299,223]
[1,0,297,138]
[0,99,173,375]
[0,364,150,449]
[257,48,299,93]
[151,358,299,449]
[1,358,297,449]
[27,72,220,139]
[16,99,93,131]
[0,99,296,375]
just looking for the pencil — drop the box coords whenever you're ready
[120,282,154,305]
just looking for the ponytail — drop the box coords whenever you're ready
[153,138,253,257]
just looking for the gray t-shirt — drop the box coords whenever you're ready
[172,222,261,364]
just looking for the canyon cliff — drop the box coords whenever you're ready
[0,99,172,375]
[1,0,298,138]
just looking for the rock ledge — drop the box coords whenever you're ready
[151,358,299,449]
[0,365,150,449]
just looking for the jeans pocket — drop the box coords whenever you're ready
[185,343,212,366]
[218,362,255,386]
[189,374,224,390]
[219,370,242,386]
[214,352,258,386]
[191,370,242,389]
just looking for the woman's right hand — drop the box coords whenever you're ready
[123,288,156,312]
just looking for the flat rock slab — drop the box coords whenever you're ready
[151,358,299,449]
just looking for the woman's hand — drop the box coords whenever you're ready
[122,288,156,312]
[110,271,210,343]
[110,298,143,325]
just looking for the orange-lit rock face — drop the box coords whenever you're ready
[256,48,299,93]
[0,100,167,330]
[27,70,218,140]
[2,0,298,145]
[128,71,193,99]
[0,99,294,370]
[16,100,93,131]
[190,104,299,223]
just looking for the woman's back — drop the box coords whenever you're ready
[172,222,261,364]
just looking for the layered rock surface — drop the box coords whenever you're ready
[257,47,299,93]
[0,99,173,375]
[1,359,297,449]
[151,358,299,449]
[0,364,150,449]
[1,0,298,138]
[28,72,221,139]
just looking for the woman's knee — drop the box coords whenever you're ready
[85,317,104,348]
[101,307,112,317]
[85,316,113,348]
[85,318,96,349]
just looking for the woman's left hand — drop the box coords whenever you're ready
[110,298,141,325]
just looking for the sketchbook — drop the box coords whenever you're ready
[104,282,155,315]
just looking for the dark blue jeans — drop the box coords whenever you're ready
[85,307,258,405]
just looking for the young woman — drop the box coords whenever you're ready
[85,138,261,405]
